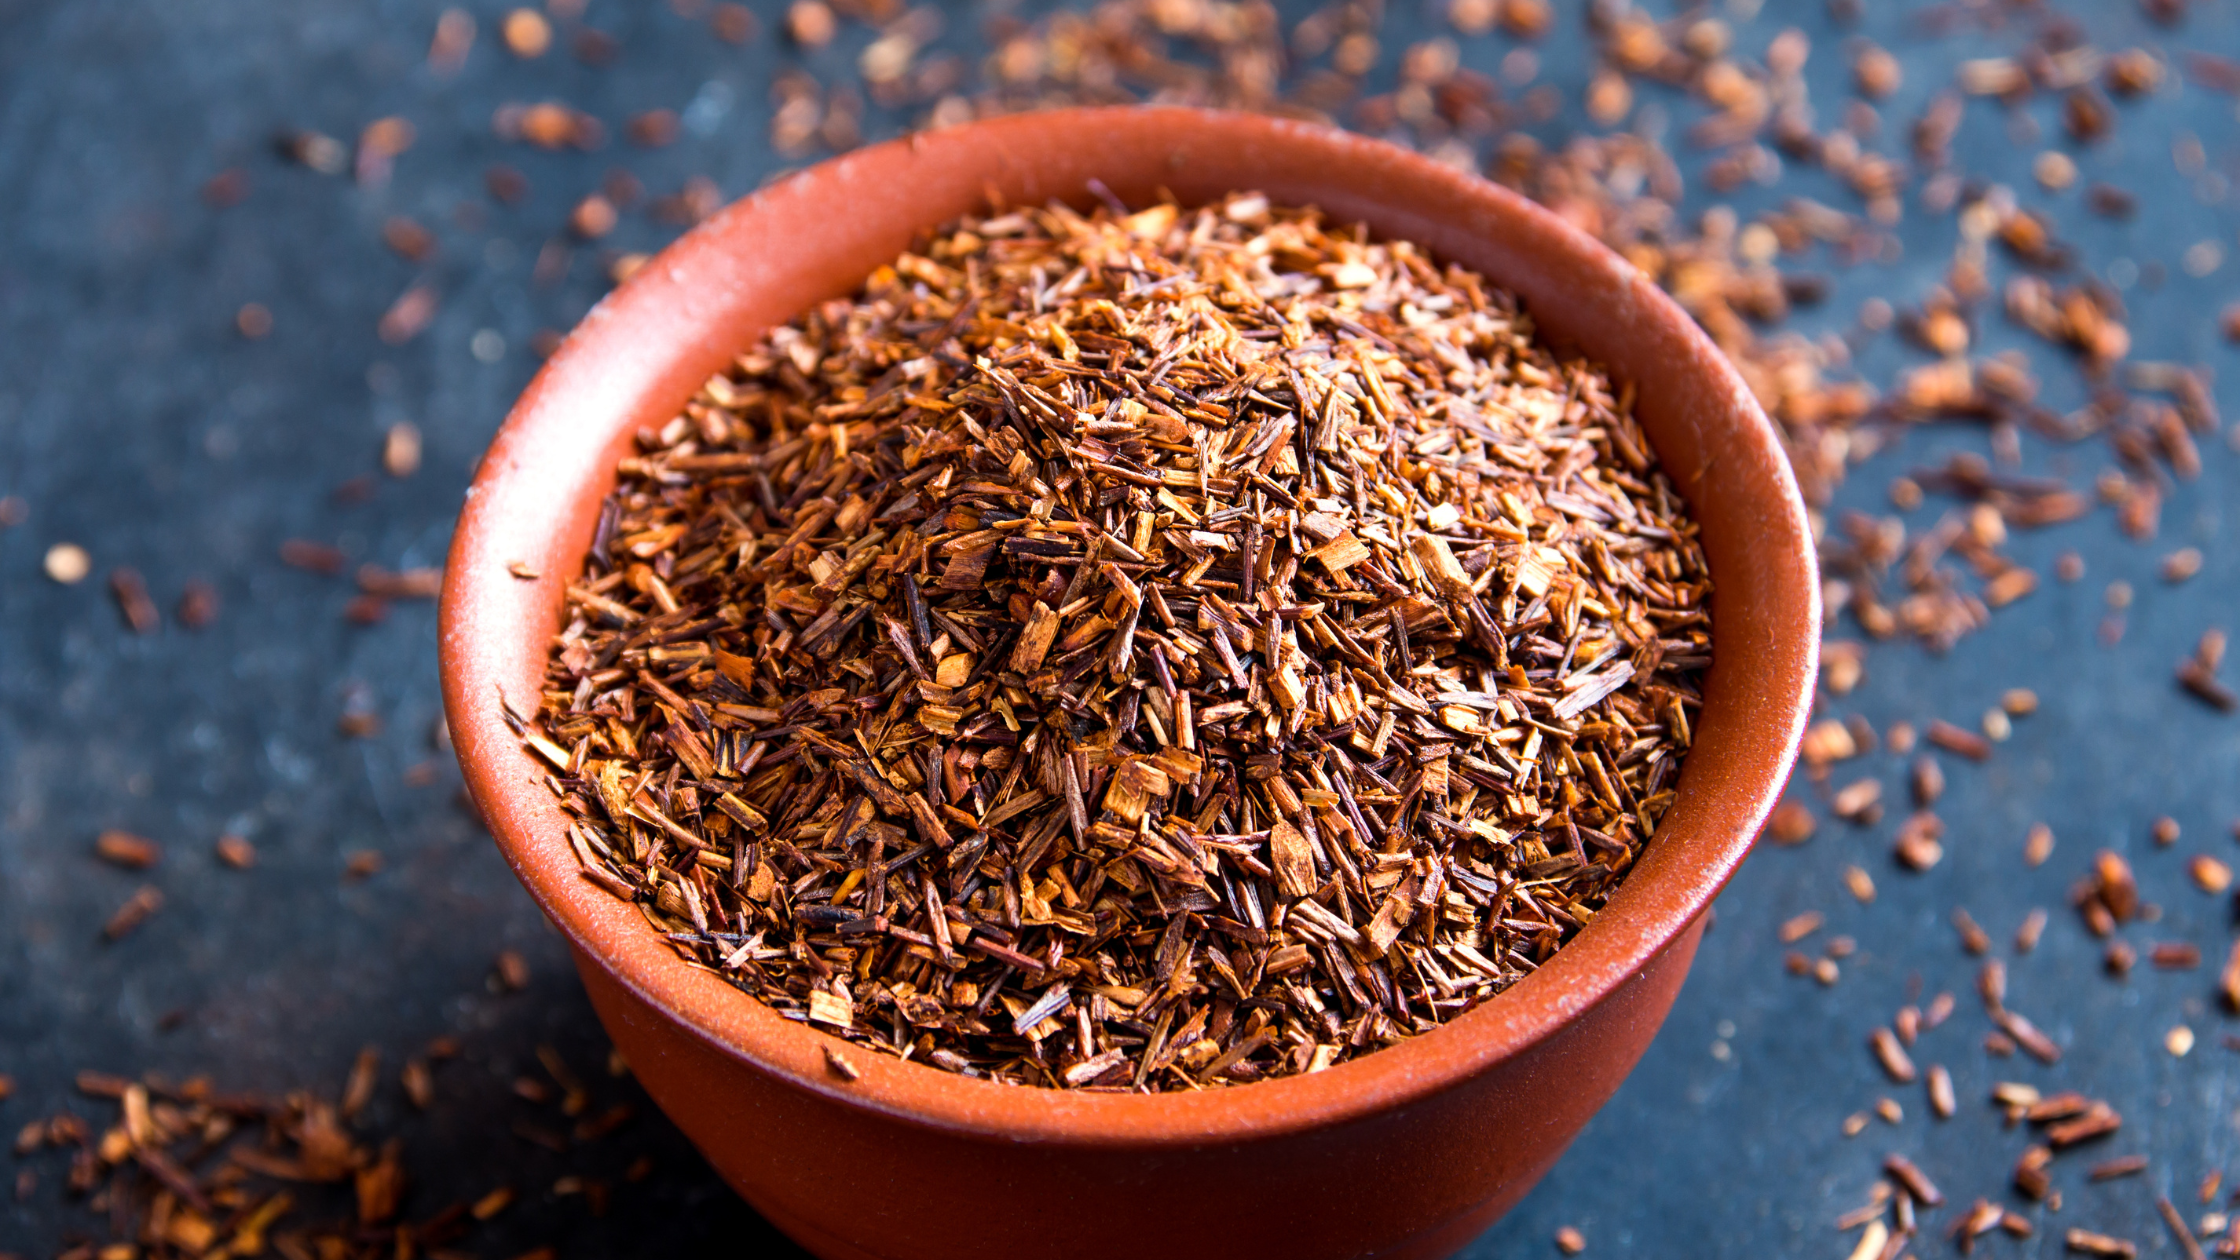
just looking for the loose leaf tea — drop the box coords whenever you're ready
[18,1042,627,1260]
[523,194,1711,1090]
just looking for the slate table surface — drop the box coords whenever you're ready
[5,0,2239,1255]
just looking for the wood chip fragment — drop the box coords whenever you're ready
[1768,801,1817,844]
[2157,1195,2208,1260]
[384,422,423,478]
[1894,812,1943,869]
[1870,1027,1917,1083]
[1844,866,1876,903]
[1926,720,1992,761]
[110,567,158,633]
[1832,779,1884,821]
[103,886,163,940]
[2065,1227,2138,1257]
[2000,1009,2063,1064]
[1844,1220,1888,1260]
[2015,908,2046,953]
[806,990,853,1029]
[95,830,162,869]
[1927,1064,1954,1118]
[1883,1152,1943,1206]
[2190,855,2232,893]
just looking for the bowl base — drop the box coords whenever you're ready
[739,1154,1560,1260]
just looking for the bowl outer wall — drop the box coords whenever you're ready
[439,107,1817,1252]
[573,918,1708,1260]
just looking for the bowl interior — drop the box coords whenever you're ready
[439,106,1819,1143]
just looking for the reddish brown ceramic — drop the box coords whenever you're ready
[440,107,1818,1260]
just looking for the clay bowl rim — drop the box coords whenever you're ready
[440,105,1818,1150]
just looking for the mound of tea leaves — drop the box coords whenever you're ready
[522,193,1710,1090]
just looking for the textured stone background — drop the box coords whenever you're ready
[3,0,2239,1254]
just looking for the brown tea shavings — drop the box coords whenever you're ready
[1870,1027,1917,1083]
[2178,629,2234,712]
[2105,940,2136,976]
[2015,908,2047,953]
[2090,1154,2149,1181]
[2151,942,2202,970]
[2156,1196,2208,1260]
[2077,850,2140,935]
[1894,812,1943,870]
[1950,908,1988,954]
[1927,1064,1954,1119]
[178,580,219,628]
[1925,720,1991,761]
[1768,801,1816,844]
[280,540,347,575]
[377,285,438,345]
[1883,1153,1943,1206]
[357,565,442,599]
[526,197,1713,1090]
[2067,1228,2138,1257]
[1832,778,1883,822]
[17,1046,607,1258]
[95,830,162,869]
[103,886,163,941]
[384,422,423,477]
[1843,866,1876,903]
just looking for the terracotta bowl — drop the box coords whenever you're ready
[440,106,1818,1260]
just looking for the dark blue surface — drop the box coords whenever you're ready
[4,1,2239,1255]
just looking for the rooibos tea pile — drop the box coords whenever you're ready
[518,194,1711,1089]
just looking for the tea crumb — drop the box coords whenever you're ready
[384,421,423,477]
[502,8,551,57]
[94,830,161,870]
[104,886,163,940]
[44,542,90,584]
[215,834,257,869]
